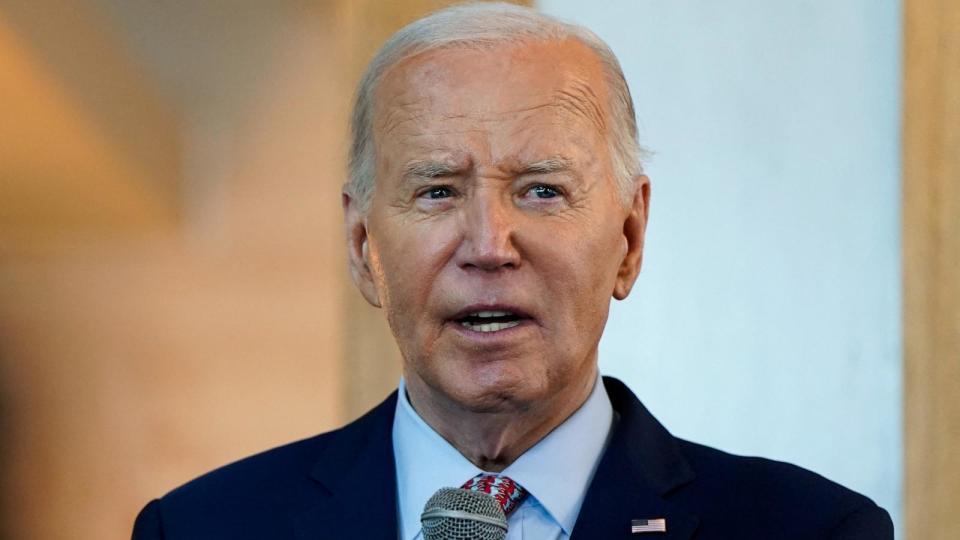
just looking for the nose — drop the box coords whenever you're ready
[457,188,521,272]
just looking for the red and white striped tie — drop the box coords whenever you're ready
[461,474,529,516]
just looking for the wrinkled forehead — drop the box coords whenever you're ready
[371,38,612,145]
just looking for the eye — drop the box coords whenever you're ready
[529,184,560,199]
[423,186,454,199]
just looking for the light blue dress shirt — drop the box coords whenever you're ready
[392,373,614,540]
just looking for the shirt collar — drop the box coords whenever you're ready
[392,374,614,539]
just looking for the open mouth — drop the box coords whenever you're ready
[454,310,527,333]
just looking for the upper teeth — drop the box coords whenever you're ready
[470,311,511,318]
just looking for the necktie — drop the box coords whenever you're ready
[461,474,529,516]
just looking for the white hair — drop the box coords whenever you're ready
[346,1,647,213]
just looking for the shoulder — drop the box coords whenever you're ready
[600,377,892,538]
[133,393,398,539]
[164,431,329,509]
[134,432,330,539]
[672,438,893,538]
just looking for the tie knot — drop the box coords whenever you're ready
[461,474,528,516]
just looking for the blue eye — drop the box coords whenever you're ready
[425,186,453,199]
[531,185,559,199]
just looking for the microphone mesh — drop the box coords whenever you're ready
[421,487,507,540]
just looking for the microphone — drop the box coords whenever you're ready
[421,487,508,540]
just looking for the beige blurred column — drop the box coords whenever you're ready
[903,0,960,537]
[0,1,349,538]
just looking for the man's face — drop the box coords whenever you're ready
[346,38,649,415]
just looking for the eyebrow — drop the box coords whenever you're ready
[403,160,462,179]
[518,157,575,175]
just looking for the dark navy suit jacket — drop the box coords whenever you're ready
[132,377,892,539]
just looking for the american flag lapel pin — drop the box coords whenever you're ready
[631,518,667,534]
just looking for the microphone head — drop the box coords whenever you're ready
[421,487,508,540]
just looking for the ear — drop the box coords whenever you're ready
[343,191,382,308]
[613,175,651,300]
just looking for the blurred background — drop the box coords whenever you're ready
[0,1,955,539]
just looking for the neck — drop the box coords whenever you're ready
[405,368,598,472]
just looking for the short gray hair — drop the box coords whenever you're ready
[346,2,647,213]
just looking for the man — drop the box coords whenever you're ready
[133,3,893,539]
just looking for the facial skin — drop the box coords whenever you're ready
[344,38,650,470]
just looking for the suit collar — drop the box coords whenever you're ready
[570,377,699,539]
[603,377,695,495]
[293,391,400,540]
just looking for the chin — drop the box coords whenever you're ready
[442,364,548,414]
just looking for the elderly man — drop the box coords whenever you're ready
[133,3,892,539]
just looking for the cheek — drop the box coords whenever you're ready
[585,207,628,279]
[372,218,460,322]
[530,217,623,333]
[552,218,623,291]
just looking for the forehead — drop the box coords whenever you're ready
[372,38,611,165]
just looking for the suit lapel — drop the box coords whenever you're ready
[293,392,400,540]
[571,378,700,540]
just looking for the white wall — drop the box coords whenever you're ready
[538,0,902,532]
